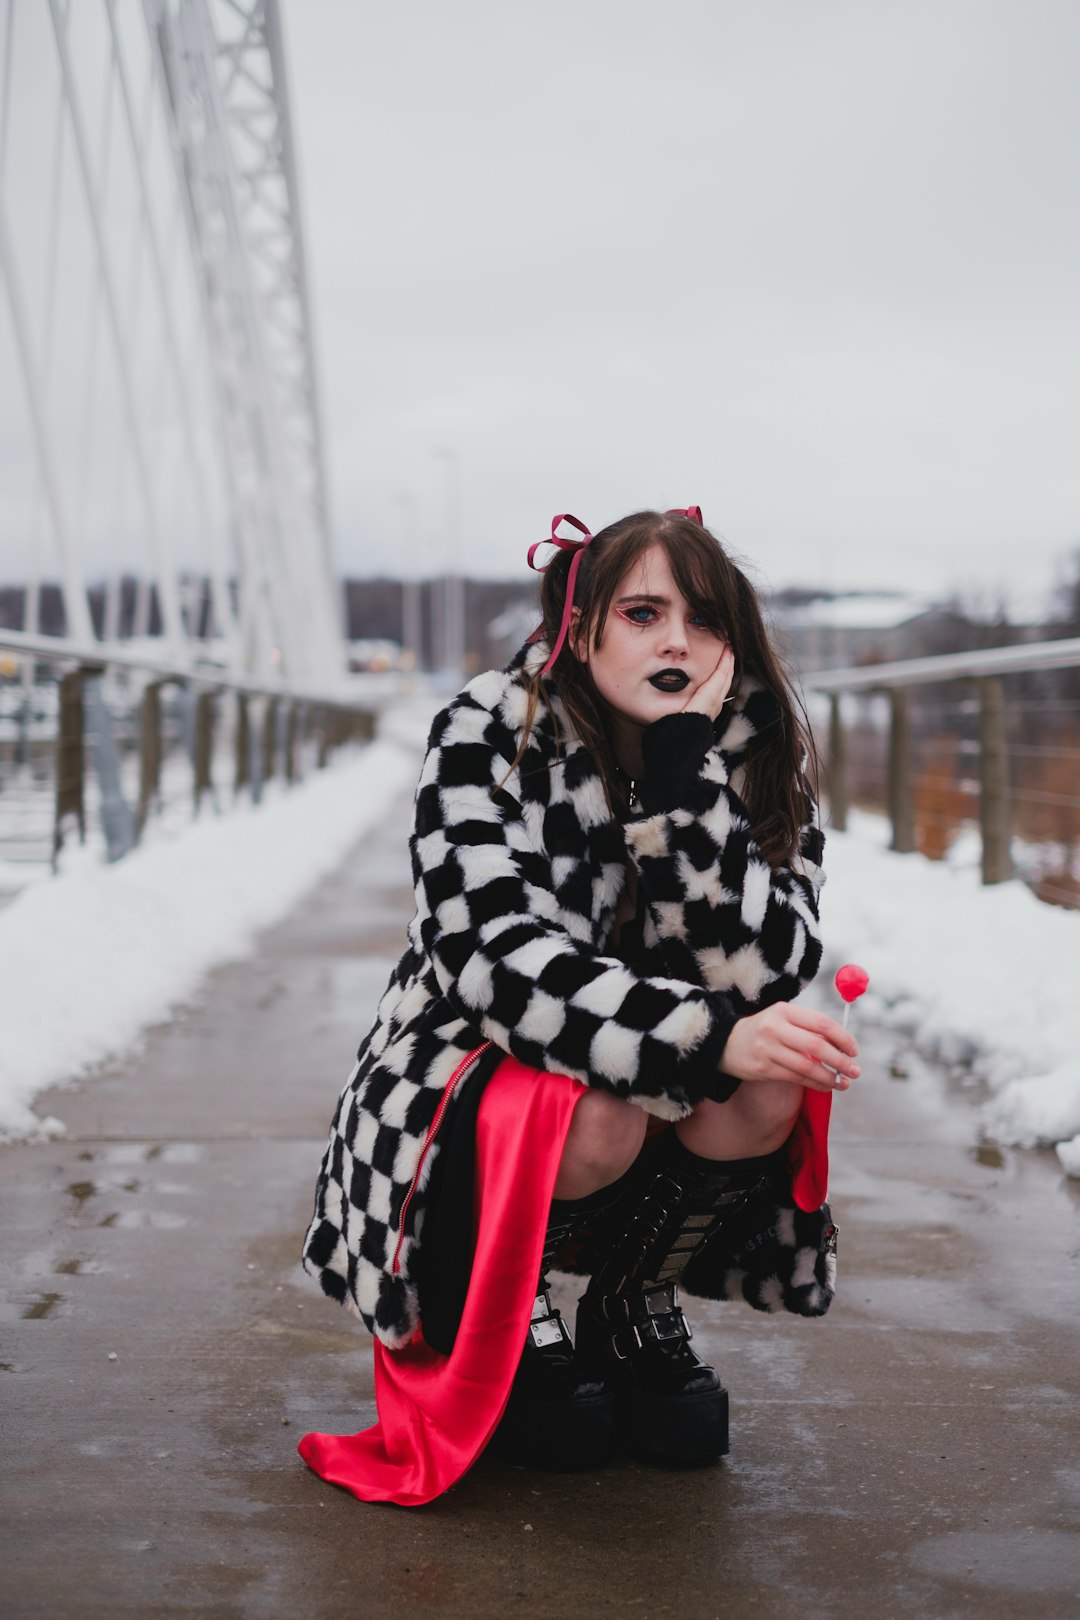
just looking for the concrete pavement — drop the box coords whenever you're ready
[2,785,1080,1619]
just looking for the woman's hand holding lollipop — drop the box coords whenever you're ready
[721,1002,860,1092]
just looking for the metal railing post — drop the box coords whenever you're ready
[827,693,848,832]
[888,688,916,854]
[978,677,1012,884]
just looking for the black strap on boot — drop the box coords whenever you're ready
[578,1135,782,1466]
[525,1198,585,1353]
[488,1186,621,1471]
[586,1135,779,1304]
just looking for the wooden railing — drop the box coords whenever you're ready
[0,629,377,871]
[808,637,1080,890]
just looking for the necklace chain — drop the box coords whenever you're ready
[614,763,638,810]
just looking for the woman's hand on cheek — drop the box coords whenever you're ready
[720,1004,861,1093]
[681,643,736,719]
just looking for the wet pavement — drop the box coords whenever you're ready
[2,781,1080,1620]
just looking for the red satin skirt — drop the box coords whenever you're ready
[297,1055,586,1507]
[297,1058,830,1509]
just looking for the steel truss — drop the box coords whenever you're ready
[0,0,342,685]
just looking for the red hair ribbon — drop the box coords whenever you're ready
[527,513,593,675]
[526,507,703,676]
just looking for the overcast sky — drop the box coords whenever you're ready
[0,1,1076,613]
[282,0,1079,608]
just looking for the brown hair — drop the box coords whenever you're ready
[510,509,817,866]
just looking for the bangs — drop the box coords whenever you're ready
[581,515,741,645]
[658,530,734,626]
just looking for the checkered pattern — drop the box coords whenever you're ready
[682,1182,838,1317]
[625,684,825,1014]
[302,642,826,1348]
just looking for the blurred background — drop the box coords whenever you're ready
[1,0,1079,909]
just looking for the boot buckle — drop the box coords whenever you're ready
[529,1315,571,1349]
[640,1283,690,1339]
[528,1289,573,1350]
[609,1286,692,1358]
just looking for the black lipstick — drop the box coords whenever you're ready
[648,669,690,693]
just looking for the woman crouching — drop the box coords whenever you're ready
[300,506,859,1506]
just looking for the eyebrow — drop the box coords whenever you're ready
[614,593,671,606]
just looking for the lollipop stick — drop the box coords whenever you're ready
[842,1004,851,1032]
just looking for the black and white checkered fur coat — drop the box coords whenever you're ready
[302,640,825,1347]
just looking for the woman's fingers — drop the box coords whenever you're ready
[785,1004,860,1061]
[723,1005,860,1090]
[777,1031,861,1091]
[682,644,735,719]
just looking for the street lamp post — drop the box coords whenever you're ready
[433,447,465,685]
[396,492,423,680]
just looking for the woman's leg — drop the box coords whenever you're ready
[676,1080,803,1161]
[574,1083,804,1467]
[553,1089,648,1200]
[493,1088,643,1469]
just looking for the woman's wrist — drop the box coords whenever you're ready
[636,712,715,815]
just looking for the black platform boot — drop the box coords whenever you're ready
[576,1138,779,1468]
[488,1196,617,1471]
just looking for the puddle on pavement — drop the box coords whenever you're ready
[909,1529,1080,1592]
[21,1291,62,1320]
[1054,1466,1080,1502]
[85,1143,204,1166]
[158,1143,204,1165]
[68,1175,145,1204]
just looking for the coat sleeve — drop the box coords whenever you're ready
[624,711,824,1014]
[410,691,736,1120]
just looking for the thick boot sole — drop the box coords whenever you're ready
[488,1389,617,1472]
[621,1383,729,1468]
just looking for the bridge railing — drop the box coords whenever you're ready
[0,629,378,885]
[808,637,1080,905]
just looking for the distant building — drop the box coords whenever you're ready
[769,590,1041,674]
[770,591,939,672]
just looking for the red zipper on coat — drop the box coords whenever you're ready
[391,1041,492,1274]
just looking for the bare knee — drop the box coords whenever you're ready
[678,1081,802,1159]
[554,1090,648,1199]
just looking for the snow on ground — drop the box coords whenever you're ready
[2,709,1079,1180]
[822,811,1080,1178]
[0,699,435,1142]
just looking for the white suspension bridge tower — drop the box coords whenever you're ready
[0,0,343,687]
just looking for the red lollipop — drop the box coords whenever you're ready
[835,963,869,1030]
[835,964,869,1005]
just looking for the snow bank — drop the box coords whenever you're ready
[0,724,426,1141]
[822,811,1080,1176]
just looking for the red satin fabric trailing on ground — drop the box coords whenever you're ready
[297,1056,586,1508]
[789,1088,832,1212]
